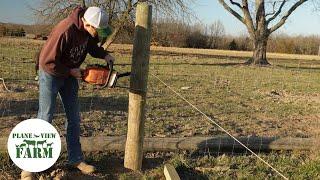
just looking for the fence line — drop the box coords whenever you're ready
[151,73,288,180]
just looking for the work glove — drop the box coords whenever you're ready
[104,54,115,66]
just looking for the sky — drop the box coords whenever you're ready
[0,0,319,36]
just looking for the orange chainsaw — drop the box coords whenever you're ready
[81,62,130,89]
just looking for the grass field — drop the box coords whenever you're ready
[1,37,320,179]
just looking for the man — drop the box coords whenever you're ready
[21,6,114,179]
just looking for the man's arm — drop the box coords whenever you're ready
[87,37,108,59]
[87,37,115,65]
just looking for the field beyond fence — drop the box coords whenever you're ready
[1,37,320,179]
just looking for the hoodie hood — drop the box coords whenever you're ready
[39,6,108,78]
[69,6,86,31]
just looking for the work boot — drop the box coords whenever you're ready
[74,161,96,174]
[21,170,35,180]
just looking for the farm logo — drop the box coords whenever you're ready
[7,119,61,172]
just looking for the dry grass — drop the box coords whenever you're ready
[1,37,320,179]
[109,43,320,61]
[2,37,320,61]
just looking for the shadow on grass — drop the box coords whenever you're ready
[0,96,128,118]
[63,152,168,179]
[275,64,320,71]
[0,152,168,180]
[117,62,246,67]
[86,152,208,179]
[176,165,209,180]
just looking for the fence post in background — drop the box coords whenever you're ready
[124,2,152,171]
[318,45,320,56]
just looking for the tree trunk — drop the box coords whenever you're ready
[246,36,270,65]
[318,45,320,56]
[102,26,121,50]
[253,38,269,65]
[245,0,270,66]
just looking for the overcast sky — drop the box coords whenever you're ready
[0,0,319,36]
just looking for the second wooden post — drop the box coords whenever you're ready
[124,2,152,171]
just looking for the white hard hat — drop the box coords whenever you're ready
[84,7,108,29]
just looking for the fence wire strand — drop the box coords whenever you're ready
[151,73,288,180]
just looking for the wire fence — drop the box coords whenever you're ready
[1,36,320,178]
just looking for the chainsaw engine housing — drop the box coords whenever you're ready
[82,64,128,88]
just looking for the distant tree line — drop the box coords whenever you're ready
[1,20,319,55]
[0,25,26,37]
[115,19,320,55]
[0,23,52,38]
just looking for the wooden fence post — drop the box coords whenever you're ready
[124,2,152,171]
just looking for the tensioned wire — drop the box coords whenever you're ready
[151,73,288,180]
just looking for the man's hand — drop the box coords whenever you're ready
[104,54,115,65]
[70,68,82,78]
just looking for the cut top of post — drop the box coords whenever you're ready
[135,2,152,29]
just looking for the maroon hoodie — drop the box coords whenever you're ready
[39,7,108,77]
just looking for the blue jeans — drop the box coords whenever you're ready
[37,69,83,164]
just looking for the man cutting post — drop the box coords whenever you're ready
[21,6,115,180]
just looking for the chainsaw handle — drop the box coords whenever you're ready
[107,61,113,71]
[100,61,113,88]
[80,69,86,80]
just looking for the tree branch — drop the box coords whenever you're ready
[269,0,308,33]
[218,0,245,23]
[266,0,287,24]
[230,0,242,9]
[102,0,133,49]
[241,0,255,38]
[265,2,277,17]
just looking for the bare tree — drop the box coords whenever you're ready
[218,0,309,65]
[207,20,225,49]
[33,0,193,49]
